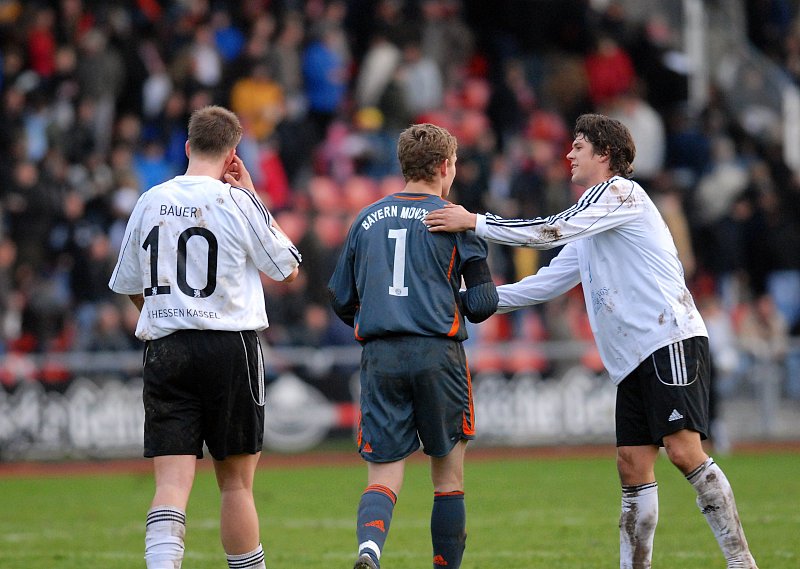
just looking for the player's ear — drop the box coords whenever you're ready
[225,147,236,167]
[596,149,611,165]
[184,141,191,158]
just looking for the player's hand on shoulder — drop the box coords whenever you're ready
[425,203,476,233]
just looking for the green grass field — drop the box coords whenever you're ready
[1,450,797,568]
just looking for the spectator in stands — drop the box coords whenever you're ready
[187,22,223,91]
[6,160,62,272]
[354,27,402,110]
[584,32,636,109]
[74,27,124,154]
[737,293,789,434]
[302,23,348,141]
[211,8,246,64]
[26,5,57,82]
[0,237,19,353]
[625,13,689,115]
[420,0,475,78]
[697,294,739,454]
[606,87,666,188]
[84,301,137,352]
[230,60,286,142]
[398,37,443,119]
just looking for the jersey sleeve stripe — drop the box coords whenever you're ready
[230,185,270,222]
[109,230,137,292]
[230,187,302,262]
[484,178,615,229]
[229,187,297,277]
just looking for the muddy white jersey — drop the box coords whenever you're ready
[109,175,301,340]
[478,176,707,385]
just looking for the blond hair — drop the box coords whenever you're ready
[397,123,457,182]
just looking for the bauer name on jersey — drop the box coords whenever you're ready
[329,193,489,342]
[483,176,707,385]
[109,176,300,340]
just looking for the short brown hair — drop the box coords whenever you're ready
[187,105,243,158]
[397,123,457,183]
[574,114,635,177]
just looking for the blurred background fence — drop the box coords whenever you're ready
[2,338,799,461]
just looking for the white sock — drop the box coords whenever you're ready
[227,543,266,569]
[687,458,758,569]
[145,506,186,569]
[619,482,658,569]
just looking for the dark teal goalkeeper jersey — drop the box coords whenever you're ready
[328,192,490,342]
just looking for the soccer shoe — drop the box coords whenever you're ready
[353,553,378,569]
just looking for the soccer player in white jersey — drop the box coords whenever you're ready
[425,114,758,568]
[109,105,300,569]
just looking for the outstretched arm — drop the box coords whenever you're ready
[430,179,639,250]
[496,243,580,313]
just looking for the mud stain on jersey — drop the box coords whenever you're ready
[591,287,614,314]
[538,226,562,242]
[677,289,695,313]
[609,183,637,207]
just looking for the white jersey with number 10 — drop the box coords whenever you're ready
[109,175,301,340]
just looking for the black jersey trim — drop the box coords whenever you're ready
[109,230,136,291]
[484,177,616,229]
[482,178,634,245]
[229,186,299,277]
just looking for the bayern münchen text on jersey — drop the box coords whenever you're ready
[360,205,430,231]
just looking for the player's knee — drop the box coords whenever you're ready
[615,448,657,484]
[663,441,704,474]
[616,452,636,480]
[431,466,463,493]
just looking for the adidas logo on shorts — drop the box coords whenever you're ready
[668,409,684,422]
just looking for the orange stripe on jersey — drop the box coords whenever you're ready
[354,323,364,341]
[365,483,398,504]
[394,194,430,201]
[356,410,363,447]
[445,246,459,337]
[446,245,456,279]
[446,307,460,337]
[462,359,475,436]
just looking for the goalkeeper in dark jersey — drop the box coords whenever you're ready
[329,123,498,569]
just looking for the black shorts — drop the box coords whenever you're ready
[143,329,265,460]
[357,335,475,463]
[616,337,710,447]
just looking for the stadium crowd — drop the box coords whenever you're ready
[0,0,798,398]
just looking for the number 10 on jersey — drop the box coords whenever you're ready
[143,225,219,298]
